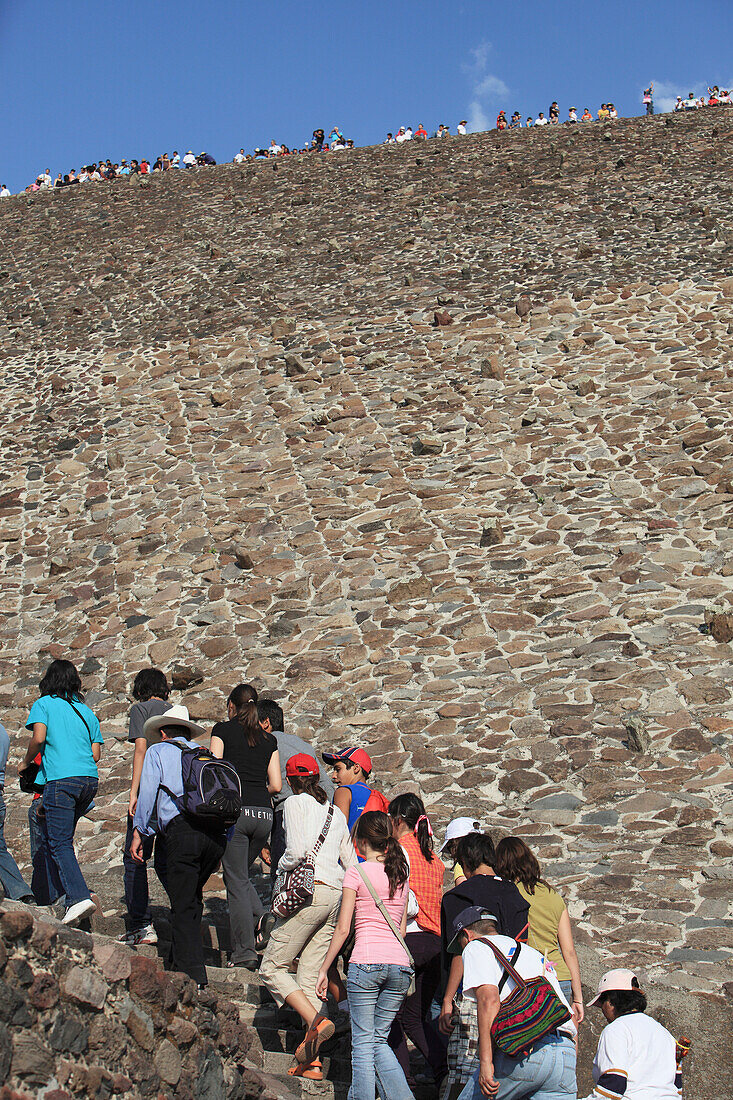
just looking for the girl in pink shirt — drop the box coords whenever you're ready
[317,811,414,1099]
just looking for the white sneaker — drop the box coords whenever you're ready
[62,898,98,926]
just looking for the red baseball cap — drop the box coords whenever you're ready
[285,753,319,778]
[321,747,372,775]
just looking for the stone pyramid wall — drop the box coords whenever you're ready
[1,110,732,1093]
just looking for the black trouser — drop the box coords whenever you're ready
[163,816,226,985]
[389,930,448,1082]
[269,805,287,888]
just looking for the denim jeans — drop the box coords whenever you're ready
[123,813,168,931]
[41,777,98,906]
[347,962,415,1100]
[28,800,43,863]
[457,1032,576,1100]
[0,793,32,900]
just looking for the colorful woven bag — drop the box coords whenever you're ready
[478,938,571,1058]
[272,805,334,918]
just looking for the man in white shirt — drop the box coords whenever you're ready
[451,907,576,1100]
[170,151,180,168]
[269,140,282,156]
[234,148,246,164]
[684,93,697,110]
[395,127,408,143]
[0,185,10,197]
[535,112,549,126]
[457,120,467,135]
[183,151,196,168]
[581,970,683,1100]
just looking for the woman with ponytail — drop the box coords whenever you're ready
[210,683,281,968]
[316,811,414,1100]
[388,793,448,1087]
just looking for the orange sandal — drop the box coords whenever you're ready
[294,1015,335,1063]
[288,1058,322,1080]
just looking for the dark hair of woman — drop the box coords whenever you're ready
[228,685,262,748]
[288,774,328,804]
[132,668,170,703]
[455,831,496,876]
[39,659,82,702]
[493,836,548,895]
[600,985,647,1016]
[228,682,258,708]
[388,792,434,862]
[353,811,409,898]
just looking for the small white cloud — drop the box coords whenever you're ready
[468,100,489,133]
[475,74,510,100]
[463,38,509,132]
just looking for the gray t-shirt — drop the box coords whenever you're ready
[128,698,170,743]
[272,729,334,808]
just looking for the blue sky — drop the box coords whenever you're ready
[2,0,732,192]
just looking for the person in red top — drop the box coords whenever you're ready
[414,124,428,139]
[496,111,507,130]
[388,793,448,1088]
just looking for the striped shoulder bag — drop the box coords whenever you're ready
[477,938,571,1058]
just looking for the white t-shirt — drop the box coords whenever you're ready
[462,935,575,1037]
[457,124,467,135]
[280,793,356,889]
[234,152,245,163]
[582,1014,680,1100]
[183,154,196,166]
[0,187,10,197]
[535,116,548,126]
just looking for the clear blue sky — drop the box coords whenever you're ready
[2,0,732,192]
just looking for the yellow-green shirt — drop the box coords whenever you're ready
[516,882,570,981]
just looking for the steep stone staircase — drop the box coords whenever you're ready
[86,865,440,1099]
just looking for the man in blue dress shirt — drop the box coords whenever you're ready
[131,705,226,987]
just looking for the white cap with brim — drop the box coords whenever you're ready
[440,816,484,852]
[588,969,639,1006]
[142,704,205,745]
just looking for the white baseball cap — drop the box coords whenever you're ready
[588,969,640,1006]
[440,816,484,852]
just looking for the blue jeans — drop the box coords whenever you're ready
[123,813,167,931]
[0,793,32,900]
[41,777,97,906]
[28,800,43,863]
[347,962,415,1100]
[457,1033,576,1100]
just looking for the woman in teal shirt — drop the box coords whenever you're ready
[21,659,103,926]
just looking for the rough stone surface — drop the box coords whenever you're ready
[1,110,733,1097]
[0,902,255,1098]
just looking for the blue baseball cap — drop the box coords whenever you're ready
[448,907,498,954]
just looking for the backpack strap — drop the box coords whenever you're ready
[312,805,334,857]
[477,936,526,990]
[498,941,522,995]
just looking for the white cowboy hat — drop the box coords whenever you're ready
[142,704,205,744]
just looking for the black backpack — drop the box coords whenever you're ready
[160,742,242,829]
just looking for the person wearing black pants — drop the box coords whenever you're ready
[163,816,225,984]
[388,793,448,1087]
[132,704,228,988]
[209,685,281,968]
[389,929,447,1082]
